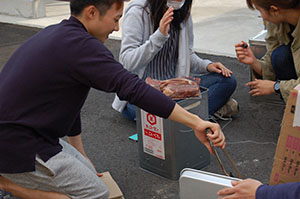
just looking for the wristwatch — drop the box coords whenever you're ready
[274,80,280,94]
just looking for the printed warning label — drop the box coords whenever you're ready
[141,110,165,160]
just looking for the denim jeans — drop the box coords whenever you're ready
[198,73,236,116]
[271,44,297,80]
[122,73,237,120]
[122,102,137,121]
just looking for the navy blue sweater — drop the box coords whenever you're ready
[256,182,300,199]
[0,16,175,173]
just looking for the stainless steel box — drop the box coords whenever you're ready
[136,87,210,180]
[249,30,267,59]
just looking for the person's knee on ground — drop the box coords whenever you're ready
[220,74,237,94]
[122,103,136,121]
[271,44,297,80]
[200,72,237,97]
[199,72,237,117]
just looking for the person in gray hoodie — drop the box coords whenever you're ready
[112,0,239,121]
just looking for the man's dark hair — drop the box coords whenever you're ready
[246,0,300,10]
[144,0,193,31]
[70,0,124,16]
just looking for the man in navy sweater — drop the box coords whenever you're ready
[0,0,225,198]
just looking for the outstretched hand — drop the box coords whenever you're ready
[246,79,275,96]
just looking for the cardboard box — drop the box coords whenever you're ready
[99,172,124,199]
[269,85,300,185]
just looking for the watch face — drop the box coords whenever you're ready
[275,82,280,92]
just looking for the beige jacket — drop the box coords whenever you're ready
[258,19,300,102]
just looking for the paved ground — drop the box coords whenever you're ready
[0,22,286,199]
[0,0,264,57]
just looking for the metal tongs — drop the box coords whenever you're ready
[207,129,243,179]
[212,145,243,179]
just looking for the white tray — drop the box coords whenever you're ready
[179,168,241,199]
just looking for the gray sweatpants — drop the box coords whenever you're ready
[1,139,109,199]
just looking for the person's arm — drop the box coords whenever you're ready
[278,78,300,102]
[67,134,89,159]
[71,36,225,152]
[67,134,102,177]
[234,22,291,99]
[244,72,300,102]
[236,22,280,80]
[255,182,300,199]
[168,104,225,153]
[66,115,100,174]
[119,6,172,77]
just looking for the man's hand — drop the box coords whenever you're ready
[159,7,174,36]
[193,120,226,154]
[85,156,103,177]
[207,62,232,77]
[217,179,263,199]
[168,104,225,154]
[246,79,276,96]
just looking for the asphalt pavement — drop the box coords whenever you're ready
[0,0,264,57]
[0,22,285,199]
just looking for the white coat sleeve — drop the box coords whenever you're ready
[119,6,169,78]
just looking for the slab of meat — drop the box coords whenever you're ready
[145,77,201,100]
[145,77,161,90]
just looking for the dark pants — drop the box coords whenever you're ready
[199,73,236,116]
[271,44,297,80]
[122,73,237,120]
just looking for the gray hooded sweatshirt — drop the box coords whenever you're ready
[112,0,212,112]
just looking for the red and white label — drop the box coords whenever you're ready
[141,110,165,160]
